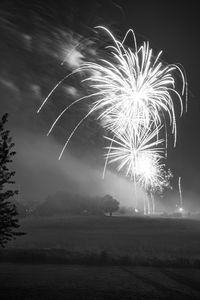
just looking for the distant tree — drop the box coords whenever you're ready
[34,191,104,216]
[102,194,120,216]
[0,113,24,247]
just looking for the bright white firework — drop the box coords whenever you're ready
[104,127,172,203]
[37,27,186,197]
[37,26,186,155]
[137,153,167,192]
[104,125,164,186]
[78,26,186,146]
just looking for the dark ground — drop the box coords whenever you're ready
[1,215,200,299]
[1,263,200,299]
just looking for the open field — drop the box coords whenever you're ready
[6,215,200,260]
[1,215,200,299]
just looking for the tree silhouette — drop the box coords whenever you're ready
[102,194,119,216]
[0,113,24,247]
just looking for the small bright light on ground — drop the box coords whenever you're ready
[134,208,139,213]
[179,207,184,212]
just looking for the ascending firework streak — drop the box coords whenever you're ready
[37,27,187,206]
[178,176,183,212]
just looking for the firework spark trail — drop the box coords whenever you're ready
[37,26,186,200]
[104,125,165,188]
[137,153,165,191]
[78,26,186,146]
[178,176,183,208]
[38,26,186,148]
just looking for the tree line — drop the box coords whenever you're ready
[33,192,120,217]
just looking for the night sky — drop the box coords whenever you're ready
[0,0,200,211]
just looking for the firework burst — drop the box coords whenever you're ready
[37,27,187,203]
[77,26,186,145]
[104,125,165,189]
[38,26,186,147]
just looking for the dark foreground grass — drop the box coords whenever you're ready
[7,215,200,259]
[1,215,200,267]
[1,216,200,299]
[1,263,200,299]
[1,247,200,268]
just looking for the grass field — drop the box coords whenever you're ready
[1,263,200,299]
[7,215,200,260]
[1,215,200,299]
